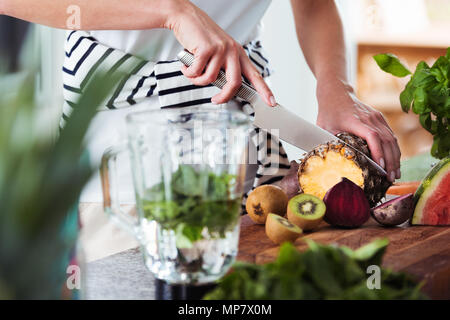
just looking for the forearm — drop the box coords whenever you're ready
[290,0,349,89]
[292,1,400,176]
[1,0,184,30]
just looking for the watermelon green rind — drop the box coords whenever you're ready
[412,156,450,225]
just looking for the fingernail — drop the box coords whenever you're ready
[380,158,385,169]
[389,171,396,182]
[396,168,401,178]
[270,96,277,107]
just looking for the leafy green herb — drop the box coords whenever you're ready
[141,165,241,248]
[204,239,427,300]
[374,50,450,159]
[0,66,122,298]
[373,53,412,77]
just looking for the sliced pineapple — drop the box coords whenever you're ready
[298,132,391,207]
[299,151,364,199]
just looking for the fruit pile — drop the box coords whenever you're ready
[245,133,449,245]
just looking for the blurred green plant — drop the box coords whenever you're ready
[374,50,450,159]
[0,63,122,298]
[204,239,427,300]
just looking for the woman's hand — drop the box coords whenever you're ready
[316,79,401,182]
[3,0,274,105]
[166,0,275,106]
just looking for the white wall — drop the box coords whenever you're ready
[260,0,355,160]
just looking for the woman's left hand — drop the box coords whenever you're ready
[316,79,401,182]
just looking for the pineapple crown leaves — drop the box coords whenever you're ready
[0,64,125,298]
[373,49,450,159]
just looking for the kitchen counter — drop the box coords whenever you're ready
[83,154,448,299]
[237,215,450,299]
[84,212,450,300]
[85,247,156,300]
[85,247,215,300]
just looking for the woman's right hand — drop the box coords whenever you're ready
[165,0,276,106]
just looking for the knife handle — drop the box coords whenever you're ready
[177,50,257,102]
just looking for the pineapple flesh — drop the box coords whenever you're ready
[298,132,391,207]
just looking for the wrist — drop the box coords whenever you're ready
[316,77,354,100]
[316,77,357,113]
[163,0,194,30]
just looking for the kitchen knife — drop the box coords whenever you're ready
[178,50,387,175]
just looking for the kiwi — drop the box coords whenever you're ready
[287,194,326,231]
[265,213,303,244]
[246,185,288,224]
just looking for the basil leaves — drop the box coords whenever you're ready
[141,165,241,248]
[204,239,426,300]
[373,53,412,78]
[374,49,450,159]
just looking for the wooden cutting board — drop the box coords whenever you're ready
[237,215,450,299]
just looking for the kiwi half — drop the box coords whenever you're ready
[246,185,288,224]
[287,194,326,231]
[265,213,303,244]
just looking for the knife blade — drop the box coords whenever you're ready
[177,50,387,175]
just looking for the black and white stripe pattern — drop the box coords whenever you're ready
[62,31,290,212]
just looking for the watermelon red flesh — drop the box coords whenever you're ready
[412,159,450,225]
[420,172,449,225]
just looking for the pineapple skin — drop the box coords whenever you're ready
[298,132,392,208]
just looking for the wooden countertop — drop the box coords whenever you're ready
[80,201,449,299]
[237,214,450,300]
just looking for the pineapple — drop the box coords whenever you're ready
[298,132,391,207]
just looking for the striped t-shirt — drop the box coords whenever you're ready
[62,1,291,211]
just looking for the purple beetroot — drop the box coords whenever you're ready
[323,178,370,228]
[371,193,414,227]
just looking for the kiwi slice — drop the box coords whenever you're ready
[246,185,288,224]
[265,213,303,244]
[287,194,326,231]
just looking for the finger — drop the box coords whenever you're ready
[212,54,241,104]
[380,134,397,182]
[392,135,402,178]
[377,116,402,178]
[240,55,275,106]
[370,118,400,182]
[187,55,222,87]
[182,50,211,78]
[384,127,402,179]
[349,121,386,171]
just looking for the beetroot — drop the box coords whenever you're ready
[371,193,414,227]
[323,178,370,228]
[279,161,300,199]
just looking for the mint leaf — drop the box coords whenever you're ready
[373,53,411,77]
[175,223,203,248]
[207,172,234,200]
[171,165,202,196]
[349,238,389,266]
[141,165,241,247]
[204,240,427,300]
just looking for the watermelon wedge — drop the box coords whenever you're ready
[411,156,450,225]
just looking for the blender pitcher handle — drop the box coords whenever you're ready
[100,145,140,237]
